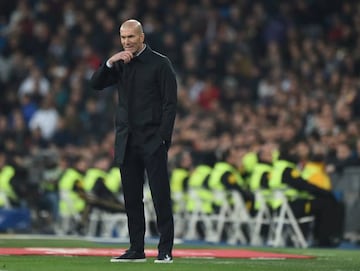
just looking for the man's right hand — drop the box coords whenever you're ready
[108,51,134,65]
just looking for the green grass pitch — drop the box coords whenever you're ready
[0,237,359,271]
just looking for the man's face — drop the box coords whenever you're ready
[120,26,144,55]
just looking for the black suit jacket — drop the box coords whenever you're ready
[90,45,177,164]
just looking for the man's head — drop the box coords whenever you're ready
[120,19,145,55]
[259,142,274,163]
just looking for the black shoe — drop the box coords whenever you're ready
[110,250,146,262]
[154,253,173,263]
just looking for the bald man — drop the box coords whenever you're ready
[91,19,177,263]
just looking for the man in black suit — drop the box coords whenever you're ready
[90,19,177,263]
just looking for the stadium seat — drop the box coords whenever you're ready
[267,190,314,248]
[58,190,83,235]
[223,190,251,245]
[101,211,128,238]
[86,208,128,238]
[172,191,188,238]
[143,187,157,238]
[86,207,103,236]
[183,189,205,240]
[0,191,10,208]
[0,207,31,232]
[249,190,272,246]
[203,191,232,243]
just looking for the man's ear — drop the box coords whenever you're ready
[141,33,145,43]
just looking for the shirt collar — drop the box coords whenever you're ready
[135,44,151,62]
[135,44,146,57]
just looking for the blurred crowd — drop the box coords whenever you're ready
[1,0,360,238]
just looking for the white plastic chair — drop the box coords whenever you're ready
[58,190,83,235]
[172,191,188,238]
[223,190,252,245]
[267,190,314,248]
[203,191,232,243]
[249,190,272,246]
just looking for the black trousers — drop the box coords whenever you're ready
[120,139,174,255]
[290,197,345,246]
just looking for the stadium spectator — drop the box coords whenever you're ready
[29,94,59,141]
[18,66,50,102]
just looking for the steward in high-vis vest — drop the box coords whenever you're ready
[84,167,107,193]
[106,166,122,194]
[170,167,189,212]
[185,164,213,215]
[248,142,274,214]
[0,158,29,209]
[58,157,87,220]
[39,156,64,228]
[84,156,124,213]
[269,143,344,247]
[170,150,192,214]
[208,149,252,213]
[241,151,258,181]
[301,152,332,191]
[0,164,16,208]
[90,170,124,213]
